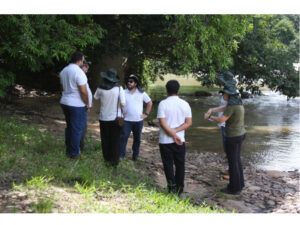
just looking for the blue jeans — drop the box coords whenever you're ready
[120,120,144,158]
[61,104,87,157]
[221,126,227,154]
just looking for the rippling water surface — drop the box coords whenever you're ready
[151,91,300,171]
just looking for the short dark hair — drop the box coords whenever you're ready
[70,51,84,63]
[166,80,180,95]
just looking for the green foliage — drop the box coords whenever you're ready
[31,198,54,213]
[0,69,15,98]
[93,15,250,88]
[232,15,299,98]
[0,15,104,97]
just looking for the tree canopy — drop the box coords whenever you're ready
[0,15,299,98]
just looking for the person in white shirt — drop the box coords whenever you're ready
[94,68,125,167]
[120,74,152,161]
[157,80,192,195]
[217,91,229,153]
[60,51,89,159]
[79,61,93,150]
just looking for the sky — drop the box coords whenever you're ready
[1,0,300,14]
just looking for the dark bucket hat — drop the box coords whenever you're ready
[218,71,242,105]
[100,68,120,83]
[99,68,120,90]
[218,71,237,95]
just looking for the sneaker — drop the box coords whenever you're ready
[220,187,241,195]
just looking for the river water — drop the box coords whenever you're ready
[151,91,300,171]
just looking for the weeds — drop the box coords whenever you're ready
[0,115,224,213]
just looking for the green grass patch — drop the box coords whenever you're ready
[0,114,225,213]
[148,74,220,101]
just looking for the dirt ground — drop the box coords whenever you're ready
[1,93,299,213]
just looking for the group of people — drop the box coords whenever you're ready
[59,51,246,196]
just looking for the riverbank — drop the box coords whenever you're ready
[0,101,299,213]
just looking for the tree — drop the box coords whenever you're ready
[232,15,299,98]
[0,15,104,97]
[90,15,250,88]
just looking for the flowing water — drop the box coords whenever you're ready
[150,91,300,171]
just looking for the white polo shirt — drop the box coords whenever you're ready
[94,86,126,121]
[123,89,151,122]
[157,96,192,144]
[60,64,87,107]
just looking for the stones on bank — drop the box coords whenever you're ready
[141,126,300,213]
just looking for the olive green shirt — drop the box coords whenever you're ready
[223,105,246,137]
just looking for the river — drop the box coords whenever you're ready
[150,91,300,171]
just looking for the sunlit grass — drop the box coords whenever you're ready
[148,74,220,101]
[0,115,225,213]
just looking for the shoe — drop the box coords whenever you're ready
[220,187,241,195]
[132,156,138,161]
[69,154,82,160]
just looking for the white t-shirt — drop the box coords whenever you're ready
[218,96,228,127]
[123,89,151,122]
[59,64,87,107]
[157,96,192,144]
[94,86,126,121]
[87,83,93,107]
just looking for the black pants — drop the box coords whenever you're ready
[225,134,246,193]
[99,120,122,167]
[159,143,186,194]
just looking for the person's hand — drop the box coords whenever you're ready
[204,112,211,120]
[141,114,148,119]
[174,135,183,145]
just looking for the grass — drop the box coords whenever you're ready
[0,114,225,213]
[148,74,221,102]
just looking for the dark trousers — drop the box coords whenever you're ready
[120,120,144,158]
[99,120,122,167]
[225,134,246,193]
[159,143,186,194]
[61,104,87,157]
[221,126,227,154]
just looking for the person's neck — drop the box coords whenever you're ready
[129,87,137,93]
[168,94,177,97]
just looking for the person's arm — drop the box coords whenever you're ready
[205,114,229,124]
[78,84,89,108]
[206,105,227,114]
[174,117,192,133]
[141,101,153,119]
[159,118,182,145]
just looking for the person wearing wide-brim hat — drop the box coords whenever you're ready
[204,71,246,195]
[94,68,126,167]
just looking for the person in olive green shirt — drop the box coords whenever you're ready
[204,71,246,195]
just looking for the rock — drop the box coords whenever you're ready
[247,186,261,193]
[267,200,276,206]
[266,170,286,178]
[220,199,254,213]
